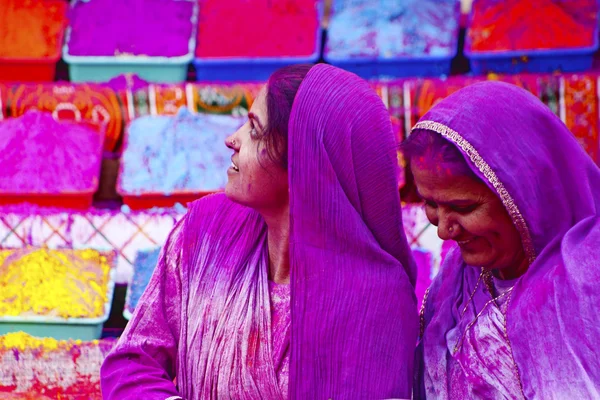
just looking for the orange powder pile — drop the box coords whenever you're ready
[0,0,67,58]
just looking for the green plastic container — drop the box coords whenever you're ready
[0,270,116,341]
[63,0,198,83]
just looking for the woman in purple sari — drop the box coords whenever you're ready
[403,81,600,399]
[101,64,418,399]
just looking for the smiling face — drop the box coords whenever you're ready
[224,88,289,212]
[411,159,526,275]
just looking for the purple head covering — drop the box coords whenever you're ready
[101,64,418,399]
[414,81,600,398]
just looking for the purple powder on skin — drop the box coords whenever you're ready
[67,0,195,57]
[119,107,244,195]
[0,111,103,194]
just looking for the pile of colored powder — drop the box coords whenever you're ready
[469,0,598,52]
[326,0,458,59]
[0,0,67,58]
[0,111,103,194]
[125,247,162,315]
[0,249,112,318]
[0,332,114,398]
[120,107,243,195]
[67,0,195,57]
[196,0,319,58]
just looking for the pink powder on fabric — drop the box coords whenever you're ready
[0,111,103,193]
[269,281,290,398]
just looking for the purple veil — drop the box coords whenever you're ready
[101,64,418,399]
[414,81,600,398]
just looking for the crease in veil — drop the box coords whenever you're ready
[172,64,417,399]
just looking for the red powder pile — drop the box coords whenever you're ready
[0,0,67,58]
[195,0,319,58]
[469,0,598,52]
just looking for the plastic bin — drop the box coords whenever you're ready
[0,1,67,82]
[465,2,600,74]
[123,247,162,320]
[193,1,323,82]
[63,0,198,83]
[193,30,322,82]
[117,110,241,209]
[324,0,460,79]
[0,191,96,210]
[120,190,213,210]
[0,261,116,341]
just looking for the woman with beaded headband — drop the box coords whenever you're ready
[403,81,600,399]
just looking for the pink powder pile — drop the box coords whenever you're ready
[0,111,104,194]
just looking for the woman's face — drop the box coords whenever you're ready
[224,88,289,212]
[411,159,526,273]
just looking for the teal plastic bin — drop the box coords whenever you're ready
[63,0,198,83]
[0,269,116,341]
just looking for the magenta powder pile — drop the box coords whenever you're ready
[67,0,195,57]
[0,111,103,194]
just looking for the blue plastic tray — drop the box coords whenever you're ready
[63,0,198,83]
[465,3,600,74]
[324,1,460,79]
[193,4,323,82]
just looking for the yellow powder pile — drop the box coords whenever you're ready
[0,331,99,352]
[0,248,112,319]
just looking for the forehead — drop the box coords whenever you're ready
[250,86,267,116]
[411,160,492,202]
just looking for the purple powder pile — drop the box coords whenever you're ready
[0,111,103,193]
[67,0,195,57]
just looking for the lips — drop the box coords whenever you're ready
[456,238,475,246]
[230,157,239,172]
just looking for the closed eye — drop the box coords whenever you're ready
[451,204,478,213]
[424,200,437,209]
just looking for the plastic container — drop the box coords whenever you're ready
[0,1,67,82]
[123,247,162,320]
[324,0,460,79]
[0,264,116,341]
[63,0,198,83]
[465,2,600,74]
[120,190,212,210]
[0,191,96,209]
[117,110,241,209]
[0,111,104,210]
[193,1,323,82]
[193,31,322,82]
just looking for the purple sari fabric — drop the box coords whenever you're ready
[414,81,600,399]
[101,64,418,399]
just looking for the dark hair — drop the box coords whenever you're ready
[400,128,478,179]
[262,64,313,168]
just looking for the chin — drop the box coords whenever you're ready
[459,250,494,268]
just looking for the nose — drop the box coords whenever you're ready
[436,209,459,241]
[225,132,239,151]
